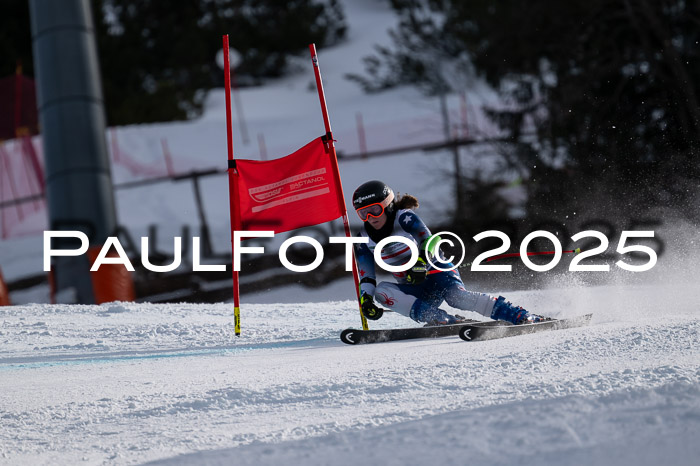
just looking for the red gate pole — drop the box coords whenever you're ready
[309,44,368,330]
[223,35,242,336]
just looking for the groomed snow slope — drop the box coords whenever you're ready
[1,282,698,465]
[1,0,699,464]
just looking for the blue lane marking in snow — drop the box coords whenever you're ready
[0,337,333,371]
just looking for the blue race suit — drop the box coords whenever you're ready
[355,209,495,323]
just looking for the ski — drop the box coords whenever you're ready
[458,313,593,342]
[340,320,480,345]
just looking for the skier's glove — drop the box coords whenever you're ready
[406,257,428,285]
[360,293,383,320]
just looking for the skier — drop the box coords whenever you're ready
[352,180,548,326]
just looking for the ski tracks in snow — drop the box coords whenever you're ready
[0,300,698,464]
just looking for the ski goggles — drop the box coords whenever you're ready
[355,202,386,221]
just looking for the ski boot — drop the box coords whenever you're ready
[424,313,473,327]
[416,308,466,326]
[491,296,549,325]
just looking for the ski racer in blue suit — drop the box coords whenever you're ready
[352,180,547,325]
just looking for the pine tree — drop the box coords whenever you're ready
[353,0,700,217]
[96,0,347,125]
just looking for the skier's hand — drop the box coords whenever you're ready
[360,293,383,320]
[406,257,427,284]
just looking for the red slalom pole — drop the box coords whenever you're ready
[309,43,368,331]
[223,34,242,336]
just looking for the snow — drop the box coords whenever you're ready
[1,284,699,465]
[1,0,700,464]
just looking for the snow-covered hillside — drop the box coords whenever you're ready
[0,0,502,288]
